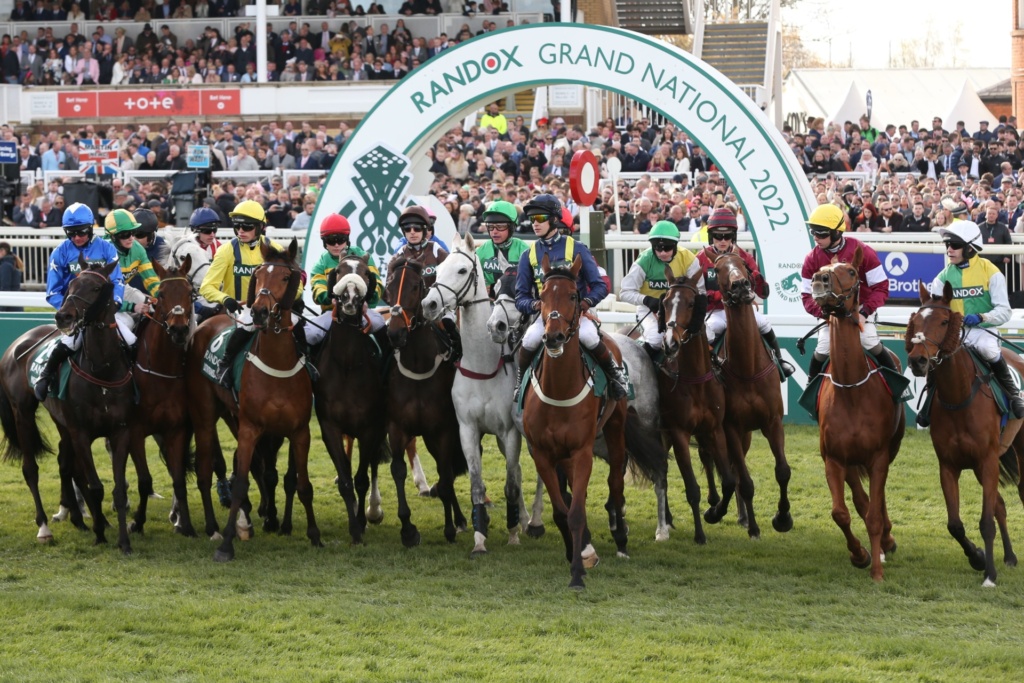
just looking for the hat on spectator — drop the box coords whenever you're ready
[553,117,565,125]
[143,23,152,30]
[535,117,549,126]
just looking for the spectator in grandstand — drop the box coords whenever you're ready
[903,201,931,232]
[0,241,24,312]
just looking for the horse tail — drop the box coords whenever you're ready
[999,446,1020,487]
[377,437,393,465]
[451,438,469,477]
[623,407,669,485]
[850,464,870,484]
[0,385,50,465]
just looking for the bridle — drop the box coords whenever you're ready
[389,261,424,333]
[713,251,754,307]
[251,261,300,333]
[813,263,860,318]
[140,275,192,342]
[662,281,701,362]
[431,247,490,312]
[540,269,581,348]
[908,302,963,369]
[60,269,116,336]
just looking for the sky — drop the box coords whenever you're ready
[781,0,1011,69]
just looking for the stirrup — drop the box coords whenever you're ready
[779,358,796,379]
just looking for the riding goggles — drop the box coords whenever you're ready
[65,227,91,237]
[195,227,218,235]
[529,214,551,224]
[323,234,349,246]
[651,239,676,253]
[810,228,833,238]
[484,222,513,231]
[400,223,427,234]
[943,239,968,251]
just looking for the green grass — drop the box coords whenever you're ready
[1,421,1023,682]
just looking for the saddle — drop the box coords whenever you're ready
[201,327,318,393]
[28,339,74,401]
[798,349,913,423]
[515,348,635,413]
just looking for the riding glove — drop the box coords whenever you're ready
[223,298,241,314]
[963,314,982,327]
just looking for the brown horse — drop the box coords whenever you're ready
[314,253,388,544]
[384,256,467,547]
[126,256,198,538]
[0,258,131,549]
[712,251,792,539]
[657,266,734,543]
[811,245,903,582]
[906,280,1023,586]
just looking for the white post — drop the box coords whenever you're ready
[256,0,268,83]
[560,0,571,22]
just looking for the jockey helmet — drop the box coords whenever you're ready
[939,220,984,255]
[523,193,562,220]
[62,202,95,239]
[806,204,847,232]
[229,200,267,241]
[481,200,518,225]
[648,221,681,242]
[104,208,140,241]
[707,208,738,240]
[399,205,431,229]
[189,207,221,231]
[132,208,159,235]
[320,213,351,237]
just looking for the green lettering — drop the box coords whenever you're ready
[595,47,614,71]
[539,43,557,64]
[411,91,429,113]
[443,67,466,91]
[575,45,591,67]
[642,63,663,88]
[429,80,448,104]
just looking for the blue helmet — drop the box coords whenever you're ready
[62,203,95,238]
[189,207,221,231]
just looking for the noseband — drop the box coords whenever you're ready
[814,265,860,317]
[141,276,192,341]
[389,262,424,332]
[714,252,753,307]
[252,262,300,333]
[432,248,490,311]
[541,271,581,343]
[662,282,701,359]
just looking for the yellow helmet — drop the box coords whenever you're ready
[229,199,267,226]
[806,204,846,232]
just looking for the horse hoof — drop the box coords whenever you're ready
[36,523,53,543]
[886,541,897,557]
[694,532,707,546]
[94,536,107,546]
[526,524,545,539]
[444,528,457,544]
[616,551,630,559]
[279,523,292,536]
[568,578,586,590]
[703,508,722,525]
[507,530,521,546]
[851,551,871,569]
[401,528,421,548]
[366,509,384,525]
[120,545,133,556]
[209,531,223,542]
[237,526,253,541]
[127,520,137,534]
[174,525,197,538]
[470,547,488,558]
[982,577,997,588]
[968,549,986,572]
[1005,554,1017,568]
[213,548,233,563]
[263,518,279,533]
[52,506,69,523]
[168,511,179,527]
[772,513,793,533]
[655,527,670,542]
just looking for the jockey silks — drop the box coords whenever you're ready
[45,238,124,310]
[930,255,1010,327]
[476,237,529,287]
[310,247,382,309]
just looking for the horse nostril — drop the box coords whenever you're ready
[496,322,506,331]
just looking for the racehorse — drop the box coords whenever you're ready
[422,233,531,555]
[0,258,131,550]
[385,256,468,546]
[658,266,734,544]
[188,239,319,561]
[522,255,664,589]
[314,253,388,544]
[712,251,792,539]
[127,256,199,538]
[811,245,903,582]
[906,280,1024,586]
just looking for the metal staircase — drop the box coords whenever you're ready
[614,0,694,35]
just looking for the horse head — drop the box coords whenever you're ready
[151,255,194,347]
[712,250,755,306]
[423,232,481,322]
[249,239,301,331]
[486,269,523,344]
[906,279,963,377]
[386,256,426,350]
[331,252,372,318]
[811,243,862,318]
[539,253,582,358]
[661,265,706,359]
[55,256,118,335]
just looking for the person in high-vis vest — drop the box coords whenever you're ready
[619,221,706,365]
[697,208,795,379]
[33,203,126,401]
[513,193,628,400]
[475,200,529,288]
[930,221,1024,418]
[103,208,161,355]
[199,199,306,387]
[306,212,387,350]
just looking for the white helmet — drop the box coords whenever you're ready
[938,221,984,252]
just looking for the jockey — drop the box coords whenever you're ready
[307,213,387,350]
[33,203,126,401]
[199,199,307,387]
[931,221,1024,418]
[802,203,895,384]
[619,220,705,364]
[132,208,171,269]
[475,200,529,287]
[389,205,461,362]
[514,193,628,400]
[698,208,795,379]
[103,209,161,350]
[189,206,223,261]
[394,204,449,252]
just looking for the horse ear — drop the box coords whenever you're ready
[288,238,299,263]
[540,252,551,274]
[570,254,582,278]
[101,258,117,277]
[941,280,954,304]
[180,253,192,277]
[79,252,89,272]
[919,281,931,304]
[464,232,475,251]
[829,254,838,265]
[152,259,167,280]
[260,240,272,262]
[687,268,702,289]
[246,272,257,307]
[664,263,675,285]
[359,252,370,265]
[326,268,337,294]
[852,243,863,270]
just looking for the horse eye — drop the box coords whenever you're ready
[458,268,468,275]
[941,320,948,326]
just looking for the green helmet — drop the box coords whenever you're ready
[104,208,140,238]
[648,221,681,243]
[481,200,518,225]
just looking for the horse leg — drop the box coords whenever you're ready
[498,427,527,544]
[127,430,153,536]
[459,421,489,555]
[367,458,384,525]
[994,493,1017,567]
[851,469,896,558]
[735,431,753,529]
[939,463,986,573]
[408,438,431,496]
[214,423,259,562]
[162,428,196,537]
[69,432,108,546]
[21,449,51,542]
[667,428,705,544]
[566,450,594,589]
[108,428,134,554]
[524,439,546,538]
[603,409,629,558]
[321,420,360,543]
[976,459,1000,587]
[54,431,87,530]
[865,458,890,582]
[824,458,869,570]
[532,450,574,577]
[254,436,282,533]
[696,440,721,510]
[278,446,297,536]
[387,426,420,547]
[422,429,459,544]
[725,426,759,539]
[193,422,221,540]
[292,425,322,548]
[698,429,734,526]
[762,417,793,533]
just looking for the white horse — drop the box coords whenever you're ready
[487,274,674,542]
[422,233,542,554]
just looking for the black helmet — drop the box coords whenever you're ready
[523,193,562,220]
[132,208,159,235]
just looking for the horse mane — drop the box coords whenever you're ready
[541,264,576,284]
[80,264,116,322]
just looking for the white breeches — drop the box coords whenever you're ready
[963,326,1001,362]
[815,319,880,355]
[305,306,385,346]
[523,313,601,351]
[638,309,662,348]
[705,308,771,344]
[114,311,137,346]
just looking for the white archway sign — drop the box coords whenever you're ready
[307,23,816,317]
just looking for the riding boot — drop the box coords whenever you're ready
[642,341,665,367]
[989,357,1024,419]
[441,317,463,363]
[871,346,898,374]
[806,354,827,388]
[762,329,795,380]
[589,339,628,401]
[216,327,255,388]
[513,345,539,402]
[292,324,319,383]
[33,340,74,402]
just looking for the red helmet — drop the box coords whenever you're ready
[561,207,573,227]
[320,213,351,237]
